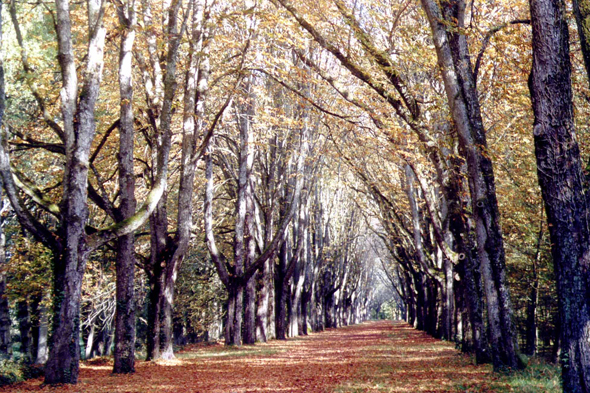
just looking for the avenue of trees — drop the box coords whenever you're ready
[0,0,589,392]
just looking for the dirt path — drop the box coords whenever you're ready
[1,321,501,393]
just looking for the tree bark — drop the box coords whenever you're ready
[525,223,543,357]
[0,198,9,358]
[529,0,590,387]
[243,184,257,344]
[17,300,31,362]
[159,0,212,359]
[113,0,137,373]
[421,0,521,371]
[140,0,185,361]
[45,0,106,383]
[447,158,489,364]
[33,302,48,364]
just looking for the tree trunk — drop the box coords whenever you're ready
[256,257,273,342]
[525,223,542,357]
[17,300,31,362]
[159,0,212,359]
[290,257,304,336]
[529,0,590,387]
[243,276,256,344]
[573,0,590,89]
[30,294,42,363]
[0,200,9,357]
[524,280,538,357]
[114,233,136,371]
[113,0,137,374]
[85,323,95,360]
[446,158,489,363]
[160,274,175,359]
[301,288,310,335]
[45,253,87,383]
[442,256,454,340]
[275,241,288,340]
[421,0,521,371]
[243,183,257,345]
[44,0,107,383]
[146,253,164,360]
[34,303,48,364]
[228,283,244,345]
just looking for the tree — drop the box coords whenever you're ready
[528,0,590,388]
[420,0,522,370]
[0,0,170,383]
[113,0,138,374]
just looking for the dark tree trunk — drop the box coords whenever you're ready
[524,282,538,357]
[421,0,521,371]
[17,300,31,362]
[45,252,86,383]
[256,257,273,342]
[529,0,590,387]
[286,284,293,336]
[413,272,426,331]
[44,0,107,382]
[0,207,9,357]
[0,1,8,361]
[146,255,164,360]
[114,234,136,372]
[30,294,42,363]
[301,288,310,335]
[113,0,137,374]
[426,281,439,337]
[447,161,489,364]
[0,276,8,358]
[243,184,257,345]
[275,242,288,340]
[573,0,590,88]
[525,221,543,357]
[244,276,256,344]
[227,283,244,345]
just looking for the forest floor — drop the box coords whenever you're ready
[0,320,560,393]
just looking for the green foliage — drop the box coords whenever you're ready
[372,299,397,320]
[0,359,43,386]
[174,246,226,341]
[0,359,22,386]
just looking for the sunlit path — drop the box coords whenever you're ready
[0,320,510,393]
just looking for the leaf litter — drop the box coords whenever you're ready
[0,321,515,392]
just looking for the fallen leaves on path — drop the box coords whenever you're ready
[0,321,505,392]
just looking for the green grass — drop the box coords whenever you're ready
[499,358,560,393]
[455,357,561,393]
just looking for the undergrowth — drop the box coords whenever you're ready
[0,359,43,387]
[456,357,560,393]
